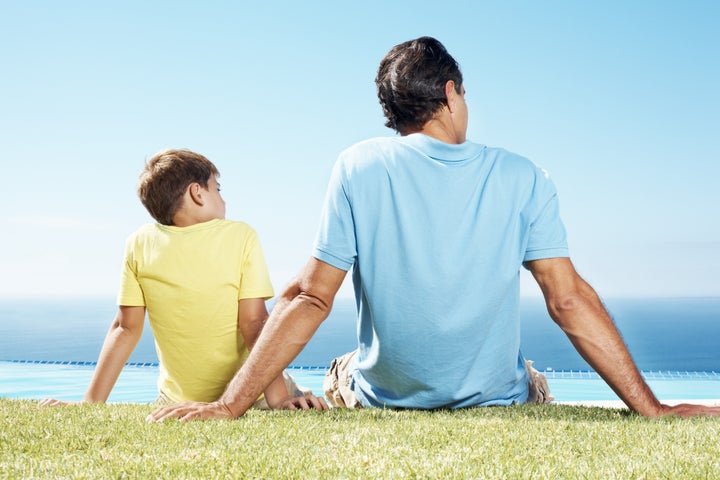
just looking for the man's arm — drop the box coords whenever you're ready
[235,297,327,410]
[40,305,146,406]
[148,257,346,421]
[526,257,720,418]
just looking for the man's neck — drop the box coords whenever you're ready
[410,112,466,144]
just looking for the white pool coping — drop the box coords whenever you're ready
[558,399,720,408]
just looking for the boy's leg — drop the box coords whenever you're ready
[154,391,176,406]
[525,359,554,404]
[283,370,314,397]
[323,350,363,408]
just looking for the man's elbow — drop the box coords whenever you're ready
[552,293,584,314]
[295,290,334,318]
[546,291,588,326]
[278,279,335,321]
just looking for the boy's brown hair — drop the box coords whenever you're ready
[138,149,219,225]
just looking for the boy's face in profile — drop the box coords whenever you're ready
[203,175,226,220]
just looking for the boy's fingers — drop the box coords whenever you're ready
[307,395,329,411]
[296,395,329,411]
[315,396,329,410]
[39,398,67,407]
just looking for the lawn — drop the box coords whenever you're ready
[1,398,718,479]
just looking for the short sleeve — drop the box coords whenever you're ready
[238,230,275,300]
[116,236,146,307]
[312,159,357,271]
[523,169,569,262]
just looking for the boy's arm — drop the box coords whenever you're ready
[236,298,326,410]
[40,305,145,405]
[83,305,146,402]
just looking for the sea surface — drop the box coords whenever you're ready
[0,297,718,372]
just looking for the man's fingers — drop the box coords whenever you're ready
[180,410,204,422]
[147,397,329,421]
[147,404,189,422]
[665,403,720,418]
[148,401,236,422]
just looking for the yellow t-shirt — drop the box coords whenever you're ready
[117,219,275,402]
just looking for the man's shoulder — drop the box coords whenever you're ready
[340,136,399,157]
[486,145,532,165]
[486,146,547,177]
[330,137,401,176]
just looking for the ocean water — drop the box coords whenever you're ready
[0,297,718,372]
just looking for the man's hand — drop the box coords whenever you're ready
[146,393,330,422]
[656,403,720,418]
[270,394,329,411]
[147,401,235,422]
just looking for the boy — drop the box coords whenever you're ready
[42,149,327,411]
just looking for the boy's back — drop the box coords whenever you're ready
[120,219,273,402]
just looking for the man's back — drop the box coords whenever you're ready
[314,133,568,408]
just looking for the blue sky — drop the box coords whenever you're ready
[1,1,718,299]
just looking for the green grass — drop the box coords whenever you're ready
[1,399,718,479]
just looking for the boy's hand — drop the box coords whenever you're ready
[38,398,79,407]
[271,394,329,411]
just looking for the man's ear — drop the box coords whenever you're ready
[188,182,205,206]
[445,80,457,113]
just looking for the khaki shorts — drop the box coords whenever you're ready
[524,359,554,404]
[322,351,554,408]
[155,371,312,410]
[323,350,363,408]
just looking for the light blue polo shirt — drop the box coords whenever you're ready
[313,133,569,408]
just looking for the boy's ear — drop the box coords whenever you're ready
[188,182,205,206]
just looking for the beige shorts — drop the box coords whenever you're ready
[155,371,312,410]
[322,351,554,408]
[323,350,364,408]
[524,359,554,404]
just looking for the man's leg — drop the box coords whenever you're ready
[323,350,363,408]
[525,359,554,404]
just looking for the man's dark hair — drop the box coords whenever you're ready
[375,36,463,134]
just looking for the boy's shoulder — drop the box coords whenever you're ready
[127,219,257,241]
[125,223,158,242]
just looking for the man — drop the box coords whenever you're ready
[150,37,719,420]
